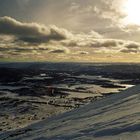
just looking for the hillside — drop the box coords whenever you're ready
[0,85,140,140]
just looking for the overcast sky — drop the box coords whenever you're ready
[0,0,124,33]
[0,0,140,62]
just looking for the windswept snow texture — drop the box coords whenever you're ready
[1,85,140,140]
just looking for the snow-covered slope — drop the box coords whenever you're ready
[1,85,140,140]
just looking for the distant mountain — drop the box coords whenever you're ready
[1,85,140,140]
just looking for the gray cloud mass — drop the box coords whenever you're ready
[0,16,140,59]
[0,16,71,43]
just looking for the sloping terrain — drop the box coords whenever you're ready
[0,64,133,132]
[0,85,140,140]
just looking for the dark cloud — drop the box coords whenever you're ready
[83,39,120,48]
[62,38,123,49]
[120,49,139,54]
[62,37,140,54]
[0,16,71,43]
[119,42,140,53]
[125,42,140,49]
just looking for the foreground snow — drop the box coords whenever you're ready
[1,85,140,140]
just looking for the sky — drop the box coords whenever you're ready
[0,0,140,62]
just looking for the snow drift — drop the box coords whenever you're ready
[1,85,140,140]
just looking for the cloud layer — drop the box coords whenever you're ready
[0,16,140,61]
[0,16,71,43]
